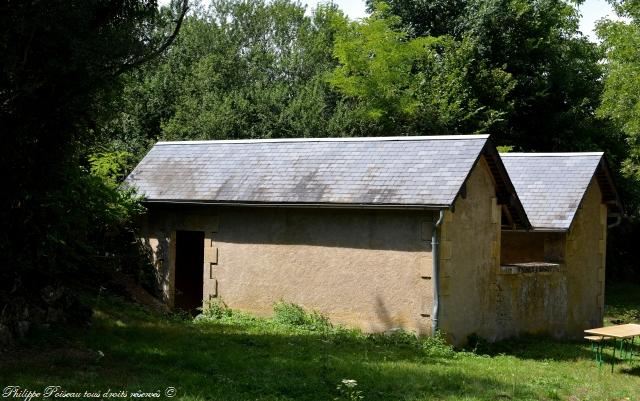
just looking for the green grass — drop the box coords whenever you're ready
[1,286,640,401]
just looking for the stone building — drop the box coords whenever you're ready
[126,136,620,344]
[496,153,622,340]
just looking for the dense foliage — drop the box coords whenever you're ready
[596,0,640,278]
[0,0,186,343]
[103,0,640,281]
[366,0,608,151]
[328,5,513,136]
[598,1,640,197]
[2,0,640,345]
[103,0,354,163]
[110,0,617,157]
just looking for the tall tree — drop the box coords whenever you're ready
[104,0,354,163]
[365,0,468,37]
[596,0,640,280]
[0,0,187,340]
[368,0,605,151]
[328,6,514,136]
[598,0,640,193]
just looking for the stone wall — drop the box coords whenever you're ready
[138,158,607,343]
[438,156,502,345]
[494,177,607,340]
[564,177,607,337]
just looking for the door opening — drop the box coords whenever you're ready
[174,230,205,314]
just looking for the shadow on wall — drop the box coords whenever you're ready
[147,204,434,252]
[139,235,170,303]
[374,295,429,334]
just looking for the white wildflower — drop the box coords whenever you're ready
[341,379,357,388]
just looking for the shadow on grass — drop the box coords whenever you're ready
[0,297,539,401]
[469,334,596,362]
[620,365,640,376]
[467,281,640,367]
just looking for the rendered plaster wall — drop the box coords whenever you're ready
[564,177,607,337]
[437,156,502,345]
[141,205,436,334]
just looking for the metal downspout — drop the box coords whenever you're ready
[431,209,446,334]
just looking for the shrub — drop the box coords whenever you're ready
[421,331,455,358]
[364,329,456,357]
[272,301,332,331]
[306,311,333,331]
[200,299,232,320]
[272,301,308,326]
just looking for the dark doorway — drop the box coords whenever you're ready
[174,230,204,314]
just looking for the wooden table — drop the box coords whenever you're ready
[585,324,640,372]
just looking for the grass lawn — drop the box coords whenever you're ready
[1,284,639,401]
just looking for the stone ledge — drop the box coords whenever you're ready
[500,262,561,274]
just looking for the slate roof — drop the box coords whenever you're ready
[500,152,620,231]
[126,135,511,210]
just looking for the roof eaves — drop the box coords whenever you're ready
[502,226,568,232]
[500,152,605,157]
[141,199,452,210]
[500,151,624,231]
[562,153,625,232]
[447,137,488,211]
[596,156,624,215]
[155,134,490,146]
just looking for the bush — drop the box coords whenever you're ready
[199,299,232,320]
[0,160,149,346]
[272,301,332,331]
[421,331,456,358]
[272,301,307,326]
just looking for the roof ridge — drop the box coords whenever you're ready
[500,152,604,157]
[156,134,489,145]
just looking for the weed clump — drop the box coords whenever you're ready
[367,329,419,347]
[272,300,332,332]
[367,329,455,358]
[195,299,455,359]
[198,299,232,320]
[420,331,455,358]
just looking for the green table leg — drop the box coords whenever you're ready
[597,339,604,368]
[612,340,617,373]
